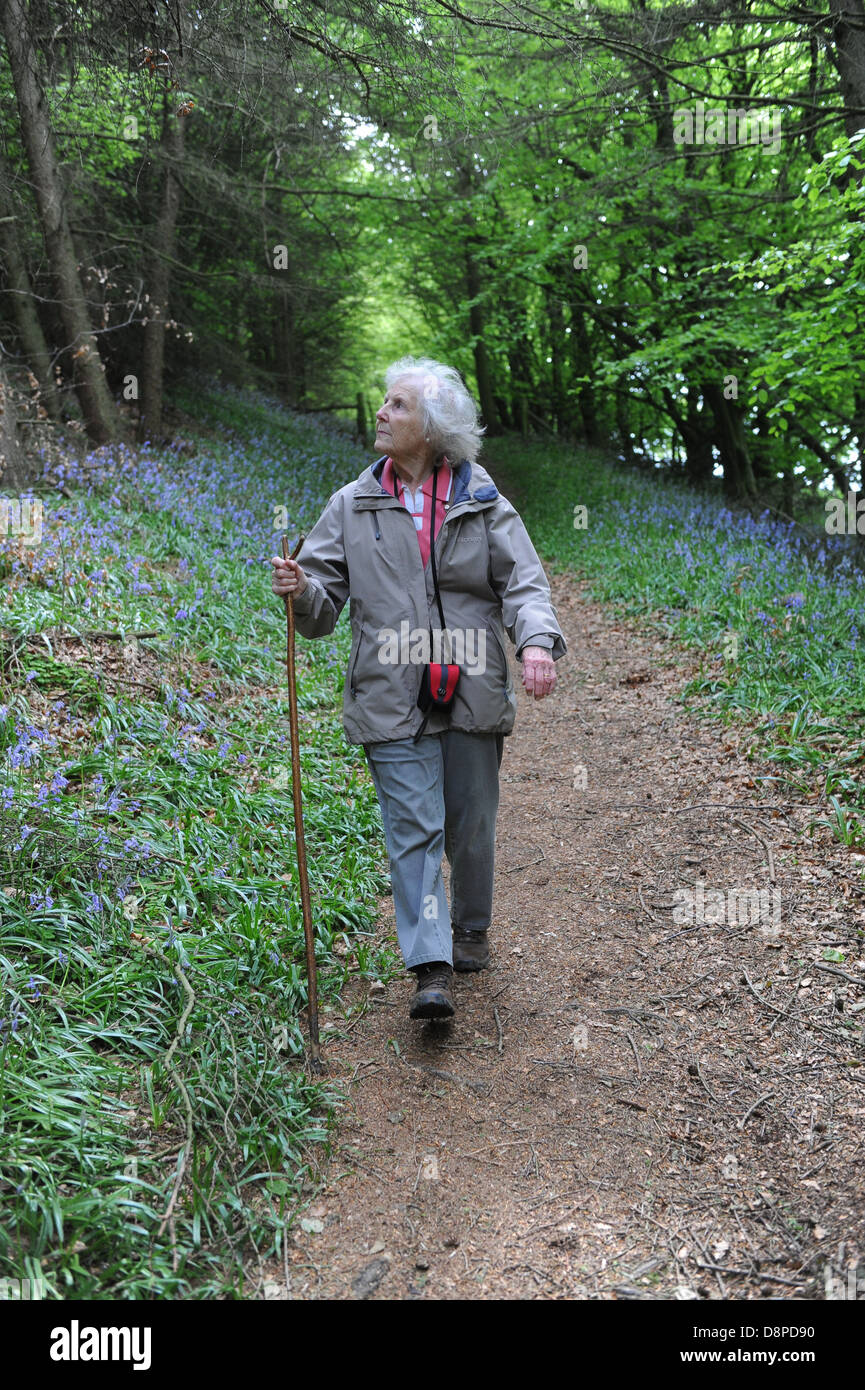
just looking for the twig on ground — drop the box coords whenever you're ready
[742,967,790,1018]
[506,849,546,874]
[603,1006,665,1022]
[637,885,661,921]
[731,817,777,882]
[690,1227,726,1297]
[815,962,865,988]
[58,629,160,641]
[625,1032,642,1078]
[690,1058,721,1105]
[668,802,817,812]
[403,1060,489,1096]
[738,1091,776,1130]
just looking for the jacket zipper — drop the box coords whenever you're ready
[349,627,362,699]
[352,500,483,698]
[487,620,511,689]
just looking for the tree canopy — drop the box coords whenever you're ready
[1,0,864,510]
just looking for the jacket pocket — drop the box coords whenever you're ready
[348,624,363,699]
[486,618,512,692]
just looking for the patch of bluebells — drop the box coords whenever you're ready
[28,387,351,609]
[5,720,57,771]
[12,825,34,852]
[0,999,25,1037]
[575,469,862,641]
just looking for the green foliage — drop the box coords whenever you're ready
[487,432,865,851]
[0,390,398,1298]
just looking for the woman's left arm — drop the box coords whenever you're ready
[485,498,567,669]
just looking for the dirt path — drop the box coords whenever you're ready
[264,571,865,1301]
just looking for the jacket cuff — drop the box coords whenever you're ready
[517,633,555,659]
[290,578,319,615]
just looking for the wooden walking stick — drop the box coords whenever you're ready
[281,534,322,1071]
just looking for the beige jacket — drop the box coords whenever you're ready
[288,455,567,744]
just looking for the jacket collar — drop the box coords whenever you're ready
[352,455,499,510]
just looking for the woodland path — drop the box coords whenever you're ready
[261,557,865,1301]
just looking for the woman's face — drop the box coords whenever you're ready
[374,376,429,461]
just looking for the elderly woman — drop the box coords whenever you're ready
[271,356,566,1021]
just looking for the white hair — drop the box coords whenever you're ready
[383,355,485,465]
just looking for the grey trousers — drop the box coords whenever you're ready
[363,731,505,969]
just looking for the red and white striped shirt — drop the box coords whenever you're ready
[381,456,453,569]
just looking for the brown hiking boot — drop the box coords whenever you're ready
[409,961,455,1019]
[452,926,490,972]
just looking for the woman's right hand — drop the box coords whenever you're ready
[271,555,309,598]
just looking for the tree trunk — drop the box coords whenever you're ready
[683,387,714,485]
[0,155,62,420]
[546,289,565,432]
[457,161,499,435]
[852,385,865,495]
[465,246,500,435]
[278,288,307,407]
[569,294,599,445]
[355,391,369,447]
[1,0,123,444]
[829,0,865,143]
[138,77,186,442]
[614,387,635,463]
[0,360,34,489]
[508,331,533,433]
[662,383,714,485]
[703,383,758,500]
[829,4,865,489]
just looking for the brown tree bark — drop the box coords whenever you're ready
[138,78,186,442]
[457,162,499,435]
[465,245,500,435]
[703,383,758,501]
[568,291,600,446]
[1,0,124,444]
[829,0,865,142]
[0,155,62,420]
[546,288,565,432]
[0,359,34,489]
[661,383,714,485]
[277,288,308,407]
